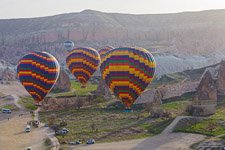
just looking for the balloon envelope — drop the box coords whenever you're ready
[100,47,156,108]
[17,52,60,103]
[66,47,100,86]
[64,40,74,51]
[99,46,114,59]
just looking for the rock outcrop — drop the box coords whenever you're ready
[161,81,199,100]
[216,60,225,95]
[2,67,16,81]
[135,81,198,104]
[95,79,111,100]
[0,60,16,81]
[135,89,162,105]
[52,70,71,93]
[41,95,95,111]
[191,70,217,116]
[195,70,217,102]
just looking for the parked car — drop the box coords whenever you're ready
[25,125,31,133]
[26,147,32,150]
[55,128,69,135]
[68,140,82,145]
[62,128,69,133]
[86,139,95,144]
[2,108,11,114]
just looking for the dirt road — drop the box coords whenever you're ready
[70,133,205,150]
[0,82,48,150]
[0,114,47,150]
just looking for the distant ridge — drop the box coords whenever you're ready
[0,9,225,66]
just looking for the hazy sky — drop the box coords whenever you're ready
[1,0,225,19]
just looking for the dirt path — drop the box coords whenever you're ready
[34,107,60,150]
[70,133,205,150]
[161,116,205,134]
[0,114,47,150]
[12,94,23,109]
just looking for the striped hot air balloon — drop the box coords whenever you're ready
[17,52,60,103]
[66,47,100,87]
[100,47,156,109]
[99,46,114,59]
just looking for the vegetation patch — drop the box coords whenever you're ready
[0,104,19,111]
[39,100,189,144]
[18,96,37,110]
[54,80,98,97]
[161,101,190,117]
[174,107,225,136]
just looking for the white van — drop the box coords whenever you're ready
[25,125,31,133]
[2,108,12,114]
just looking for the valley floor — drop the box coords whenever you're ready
[0,113,46,150]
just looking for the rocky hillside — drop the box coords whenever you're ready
[0,60,16,81]
[1,9,225,65]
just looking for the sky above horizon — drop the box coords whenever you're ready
[1,0,225,19]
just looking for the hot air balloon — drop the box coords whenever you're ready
[17,52,60,104]
[100,47,156,109]
[99,46,114,59]
[66,47,100,87]
[64,40,74,52]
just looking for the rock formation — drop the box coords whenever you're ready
[191,70,217,116]
[95,79,111,100]
[41,95,95,111]
[216,60,225,95]
[160,81,199,100]
[195,70,217,102]
[135,89,162,105]
[2,67,16,81]
[0,60,16,81]
[52,70,71,93]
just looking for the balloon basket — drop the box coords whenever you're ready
[124,109,133,113]
[35,102,42,107]
[81,85,87,88]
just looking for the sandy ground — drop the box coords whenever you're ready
[0,81,29,96]
[0,114,47,150]
[0,82,47,150]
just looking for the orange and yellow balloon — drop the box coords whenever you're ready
[17,52,60,103]
[100,47,156,108]
[66,47,100,87]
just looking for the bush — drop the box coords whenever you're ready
[44,138,52,146]
[48,114,57,127]
[186,104,204,116]
[150,106,172,118]
[74,99,85,109]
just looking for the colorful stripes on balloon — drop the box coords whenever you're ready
[100,47,156,108]
[99,46,114,59]
[66,47,100,86]
[17,52,60,103]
